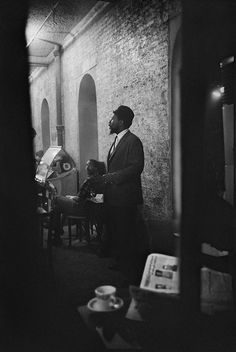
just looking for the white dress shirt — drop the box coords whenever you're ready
[115,129,129,147]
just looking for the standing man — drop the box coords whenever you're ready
[103,105,145,284]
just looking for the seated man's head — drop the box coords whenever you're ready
[86,159,105,177]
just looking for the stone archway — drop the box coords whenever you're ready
[41,98,50,152]
[78,74,98,182]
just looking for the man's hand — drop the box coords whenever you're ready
[102,173,115,184]
[65,195,74,199]
[66,195,79,202]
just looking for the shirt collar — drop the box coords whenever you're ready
[116,129,129,142]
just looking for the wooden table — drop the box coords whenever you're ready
[77,304,144,350]
[77,287,162,351]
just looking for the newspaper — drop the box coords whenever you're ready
[91,194,104,203]
[140,253,179,293]
[126,254,179,321]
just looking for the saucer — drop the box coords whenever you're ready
[87,297,123,312]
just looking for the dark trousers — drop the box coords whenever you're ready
[105,205,145,284]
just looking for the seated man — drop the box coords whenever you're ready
[51,159,105,244]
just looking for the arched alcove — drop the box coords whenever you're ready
[78,74,98,182]
[41,98,50,152]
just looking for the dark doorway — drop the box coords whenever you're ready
[78,74,98,182]
[221,57,236,206]
[41,98,50,152]
[171,28,182,228]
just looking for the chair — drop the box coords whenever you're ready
[36,179,57,262]
[86,199,105,242]
[67,215,90,246]
[37,206,53,264]
[200,195,236,307]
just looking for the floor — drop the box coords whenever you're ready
[0,226,126,352]
[2,226,236,352]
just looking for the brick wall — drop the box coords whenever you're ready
[30,0,181,225]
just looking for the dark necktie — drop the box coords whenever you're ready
[109,136,117,159]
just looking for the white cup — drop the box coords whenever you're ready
[95,285,117,310]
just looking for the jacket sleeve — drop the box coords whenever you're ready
[75,179,91,202]
[104,137,144,185]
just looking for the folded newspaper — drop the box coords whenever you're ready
[140,253,179,293]
[126,253,179,321]
[126,252,233,320]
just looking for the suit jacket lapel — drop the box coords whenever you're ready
[107,131,130,164]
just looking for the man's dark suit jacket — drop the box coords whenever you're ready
[104,130,144,207]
